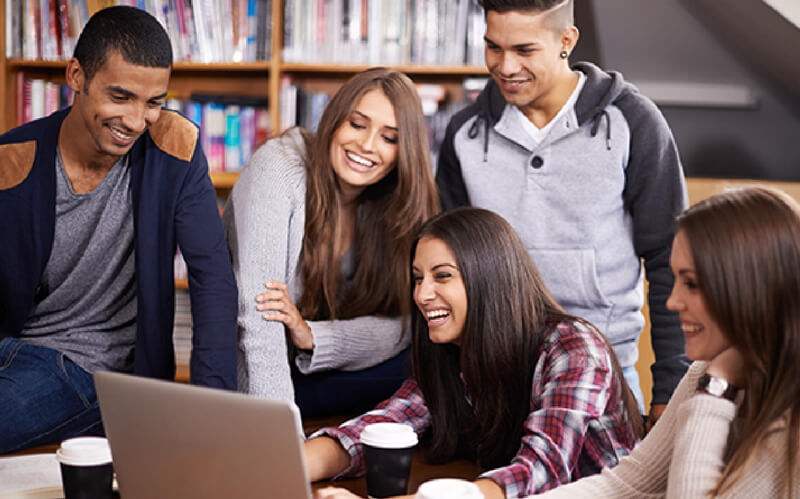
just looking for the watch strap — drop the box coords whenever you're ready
[697,373,738,401]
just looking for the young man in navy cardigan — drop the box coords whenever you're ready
[0,6,237,453]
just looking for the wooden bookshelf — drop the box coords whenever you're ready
[1,1,488,139]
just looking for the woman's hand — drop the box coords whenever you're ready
[313,488,364,499]
[706,347,745,388]
[256,280,313,350]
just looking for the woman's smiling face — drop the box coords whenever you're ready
[666,230,731,361]
[329,88,398,201]
[412,237,468,346]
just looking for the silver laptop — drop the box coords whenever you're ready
[94,371,312,499]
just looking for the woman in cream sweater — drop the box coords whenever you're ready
[533,186,800,498]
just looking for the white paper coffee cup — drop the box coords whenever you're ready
[415,478,484,499]
[56,437,114,499]
[361,423,418,498]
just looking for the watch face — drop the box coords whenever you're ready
[707,376,729,396]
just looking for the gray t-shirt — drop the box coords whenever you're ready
[21,151,137,373]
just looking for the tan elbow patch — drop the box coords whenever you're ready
[149,110,199,162]
[0,141,37,190]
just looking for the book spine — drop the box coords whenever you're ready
[224,105,242,171]
[30,78,45,120]
[191,0,211,62]
[245,0,256,61]
[238,105,255,166]
[207,102,226,172]
[254,106,270,146]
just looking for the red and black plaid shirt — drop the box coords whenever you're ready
[313,319,637,497]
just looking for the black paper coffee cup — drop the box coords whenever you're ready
[56,437,114,499]
[360,423,418,498]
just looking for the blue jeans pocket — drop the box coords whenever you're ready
[0,337,24,370]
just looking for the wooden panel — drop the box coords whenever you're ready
[687,177,800,204]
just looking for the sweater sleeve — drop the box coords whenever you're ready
[223,132,306,402]
[616,91,690,405]
[667,392,797,498]
[294,316,408,373]
[481,322,633,497]
[310,377,431,478]
[176,142,238,390]
[530,362,706,498]
[666,394,737,498]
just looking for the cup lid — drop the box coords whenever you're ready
[56,437,112,466]
[360,422,418,449]
[416,478,484,499]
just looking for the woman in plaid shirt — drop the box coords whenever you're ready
[306,208,642,498]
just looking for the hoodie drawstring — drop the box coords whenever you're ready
[590,110,612,151]
[468,113,491,162]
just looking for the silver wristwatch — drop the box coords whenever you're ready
[696,373,738,401]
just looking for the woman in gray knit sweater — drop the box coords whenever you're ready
[223,68,439,415]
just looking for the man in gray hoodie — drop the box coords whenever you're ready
[437,0,689,425]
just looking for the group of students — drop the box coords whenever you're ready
[1,1,799,498]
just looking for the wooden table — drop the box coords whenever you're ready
[5,444,481,498]
[311,453,481,497]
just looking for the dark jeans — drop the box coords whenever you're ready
[0,338,104,454]
[292,348,410,419]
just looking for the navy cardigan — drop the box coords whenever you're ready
[0,108,237,389]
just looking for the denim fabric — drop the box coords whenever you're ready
[292,348,410,419]
[622,364,646,415]
[0,338,103,453]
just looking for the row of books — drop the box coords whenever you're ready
[18,78,74,124]
[279,76,489,166]
[17,77,269,173]
[282,0,486,67]
[166,94,271,172]
[5,0,88,60]
[172,286,192,368]
[5,0,271,63]
[278,76,330,132]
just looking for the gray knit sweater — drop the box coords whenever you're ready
[223,129,408,402]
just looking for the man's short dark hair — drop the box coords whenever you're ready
[479,0,574,31]
[73,6,173,83]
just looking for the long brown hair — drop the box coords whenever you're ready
[677,187,800,497]
[410,208,642,468]
[298,68,439,321]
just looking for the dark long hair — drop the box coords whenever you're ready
[677,187,800,497]
[410,208,642,468]
[298,68,439,321]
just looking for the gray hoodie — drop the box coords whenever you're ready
[437,61,689,405]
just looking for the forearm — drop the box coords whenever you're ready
[475,478,505,499]
[305,436,352,482]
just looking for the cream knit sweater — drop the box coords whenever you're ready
[533,361,799,498]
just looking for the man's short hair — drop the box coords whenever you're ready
[479,0,574,31]
[73,6,173,83]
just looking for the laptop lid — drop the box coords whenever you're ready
[94,371,312,499]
